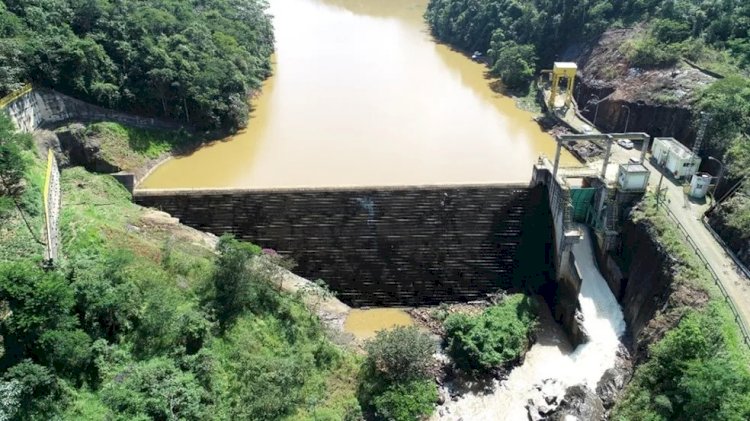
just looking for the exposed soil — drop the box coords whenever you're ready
[573,28,715,107]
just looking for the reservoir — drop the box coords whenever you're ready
[140,0,576,189]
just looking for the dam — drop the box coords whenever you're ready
[134,182,556,306]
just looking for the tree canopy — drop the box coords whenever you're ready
[0,0,274,131]
[425,0,750,86]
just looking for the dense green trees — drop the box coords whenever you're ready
[0,113,32,217]
[359,326,438,421]
[443,294,536,374]
[0,206,355,420]
[613,305,750,420]
[0,0,274,131]
[425,0,750,87]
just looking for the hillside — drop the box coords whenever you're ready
[0,114,362,420]
[426,0,750,293]
[0,0,274,131]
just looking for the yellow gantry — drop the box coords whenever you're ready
[547,62,577,109]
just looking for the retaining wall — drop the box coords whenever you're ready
[135,184,556,306]
[4,88,180,132]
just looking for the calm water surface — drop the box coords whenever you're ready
[140,0,575,189]
[343,308,415,340]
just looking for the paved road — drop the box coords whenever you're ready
[550,94,750,336]
[642,159,750,334]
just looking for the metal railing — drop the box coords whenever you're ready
[657,201,750,347]
[0,84,33,109]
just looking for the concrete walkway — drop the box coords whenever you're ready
[642,160,750,335]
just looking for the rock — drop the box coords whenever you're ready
[596,345,633,409]
[56,123,121,173]
[437,390,446,405]
[549,385,606,421]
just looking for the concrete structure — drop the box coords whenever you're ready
[651,137,701,179]
[689,172,712,199]
[3,87,180,133]
[42,150,60,264]
[617,163,650,191]
[547,62,577,109]
[134,184,556,306]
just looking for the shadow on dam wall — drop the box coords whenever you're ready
[134,184,557,306]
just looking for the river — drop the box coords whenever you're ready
[139,0,576,189]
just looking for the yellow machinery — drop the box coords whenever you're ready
[547,62,577,109]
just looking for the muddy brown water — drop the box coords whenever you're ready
[140,0,576,189]
[343,308,415,340]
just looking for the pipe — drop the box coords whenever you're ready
[601,135,613,179]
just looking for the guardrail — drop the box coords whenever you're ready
[0,84,33,109]
[657,201,750,347]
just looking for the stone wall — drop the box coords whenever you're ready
[135,184,556,306]
[5,88,181,133]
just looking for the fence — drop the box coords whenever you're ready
[43,150,60,263]
[0,84,32,109]
[657,200,750,347]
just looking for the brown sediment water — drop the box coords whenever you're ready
[139,0,577,190]
[343,308,415,340]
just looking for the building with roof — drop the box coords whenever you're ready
[651,137,701,179]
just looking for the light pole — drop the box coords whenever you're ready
[707,156,724,198]
[621,104,631,133]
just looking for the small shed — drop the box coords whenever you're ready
[651,137,701,179]
[617,163,650,191]
[689,172,712,199]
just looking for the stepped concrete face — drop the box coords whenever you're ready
[135,184,556,306]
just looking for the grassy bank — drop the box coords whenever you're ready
[613,196,750,420]
[0,121,361,420]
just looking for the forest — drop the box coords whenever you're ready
[0,0,274,131]
[425,0,750,88]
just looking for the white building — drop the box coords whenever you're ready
[651,137,701,179]
[617,163,650,191]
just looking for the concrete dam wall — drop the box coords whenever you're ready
[135,184,556,306]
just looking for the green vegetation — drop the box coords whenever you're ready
[0,113,360,419]
[425,0,750,88]
[78,122,191,172]
[613,197,750,420]
[359,326,438,421]
[443,294,536,374]
[696,77,750,267]
[0,0,274,131]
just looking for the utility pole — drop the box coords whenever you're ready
[655,173,664,207]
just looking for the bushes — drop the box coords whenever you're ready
[371,379,438,421]
[210,235,263,330]
[488,40,538,90]
[625,36,681,69]
[443,294,536,373]
[359,326,438,420]
[613,305,750,420]
[364,325,435,383]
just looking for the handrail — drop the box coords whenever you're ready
[0,84,33,109]
[658,201,750,347]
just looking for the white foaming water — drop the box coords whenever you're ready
[434,227,626,420]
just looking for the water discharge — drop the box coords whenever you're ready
[343,308,415,340]
[140,0,577,189]
[435,227,626,420]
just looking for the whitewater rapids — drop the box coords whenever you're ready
[433,226,626,420]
